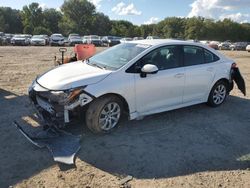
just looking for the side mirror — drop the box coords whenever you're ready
[140,64,159,78]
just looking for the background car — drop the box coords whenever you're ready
[11,34,30,46]
[49,33,65,46]
[30,35,46,46]
[208,41,220,50]
[120,37,133,43]
[218,41,231,50]
[133,37,144,41]
[40,34,49,45]
[246,44,250,52]
[0,32,5,45]
[101,36,121,46]
[82,35,102,46]
[68,33,82,46]
[230,42,249,51]
[3,33,14,44]
[146,36,161,40]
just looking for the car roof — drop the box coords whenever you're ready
[129,39,198,46]
[129,39,227,60]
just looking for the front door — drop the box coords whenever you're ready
[134,45,185,113]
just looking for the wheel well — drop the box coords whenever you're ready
[217,78,229,86]
[95,93,130,117]
[212,78,231,93]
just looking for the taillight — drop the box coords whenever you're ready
[231,62,237,68]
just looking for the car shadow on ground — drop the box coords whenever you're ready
[77,95,250,179]
[0,89,54,187]
[1,88,249,187]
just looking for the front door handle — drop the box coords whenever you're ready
[174,73,184,78]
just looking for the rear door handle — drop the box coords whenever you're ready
[174,73,184,78]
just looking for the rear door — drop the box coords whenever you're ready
[183,45,218,103]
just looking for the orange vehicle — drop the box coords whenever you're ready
[55,44,96,65]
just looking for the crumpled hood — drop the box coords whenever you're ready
[37,61,112,90]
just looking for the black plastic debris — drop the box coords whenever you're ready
[231,67,246,96]
[13,121,81,165]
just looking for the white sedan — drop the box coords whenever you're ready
[30,35,46,46]
[29,40,245,133]
[246,45,250,52]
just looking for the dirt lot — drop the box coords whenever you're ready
[0,46,249,188]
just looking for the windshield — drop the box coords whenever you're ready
[69,34,80,38]
[32,35,44,39]
[52,34,63,38]
[71,36,81,39]
[88,43,151,70]
[14,35,26,38]
[91,36,99,39]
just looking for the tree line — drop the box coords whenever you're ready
[0,0,250,42]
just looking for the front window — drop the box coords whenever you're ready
[88,43,151,70]
[139,45,182,70]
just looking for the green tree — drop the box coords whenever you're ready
[33,26,51,35]
[110,20,135,37]
[21,3,43,34]
[185,17,205,40]
[43,8,62,34]
[0,14,5,31]
[156,17,185,39]
[60,0,96,35]
[91,13,111,36]
[140,24,155,38]
[0,7,23,33]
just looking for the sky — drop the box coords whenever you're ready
[0,0,250,25]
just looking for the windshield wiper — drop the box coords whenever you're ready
[85,60,106,70]
[92,63,106,70]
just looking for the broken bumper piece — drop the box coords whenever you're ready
[28,83,94,127]
[13,121,81,164]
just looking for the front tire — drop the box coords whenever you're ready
[86,95,123,133]
[207,81,228,107]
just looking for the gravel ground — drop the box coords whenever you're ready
[0,46,249,188]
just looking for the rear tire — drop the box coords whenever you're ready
[207,80,228,107]
[86,95,123,133]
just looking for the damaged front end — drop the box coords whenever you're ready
[29,80,94,128]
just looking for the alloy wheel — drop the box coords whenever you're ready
[213,84,226,105]
[99,102,121,131]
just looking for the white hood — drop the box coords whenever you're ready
[14,37,26,40]
[31,38,45,42]
[37,61,112,90]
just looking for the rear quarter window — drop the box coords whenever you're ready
[204,49,220,63]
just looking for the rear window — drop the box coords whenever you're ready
[204,49,220,63]
[184,46,204,66]
[184,46,220,66]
